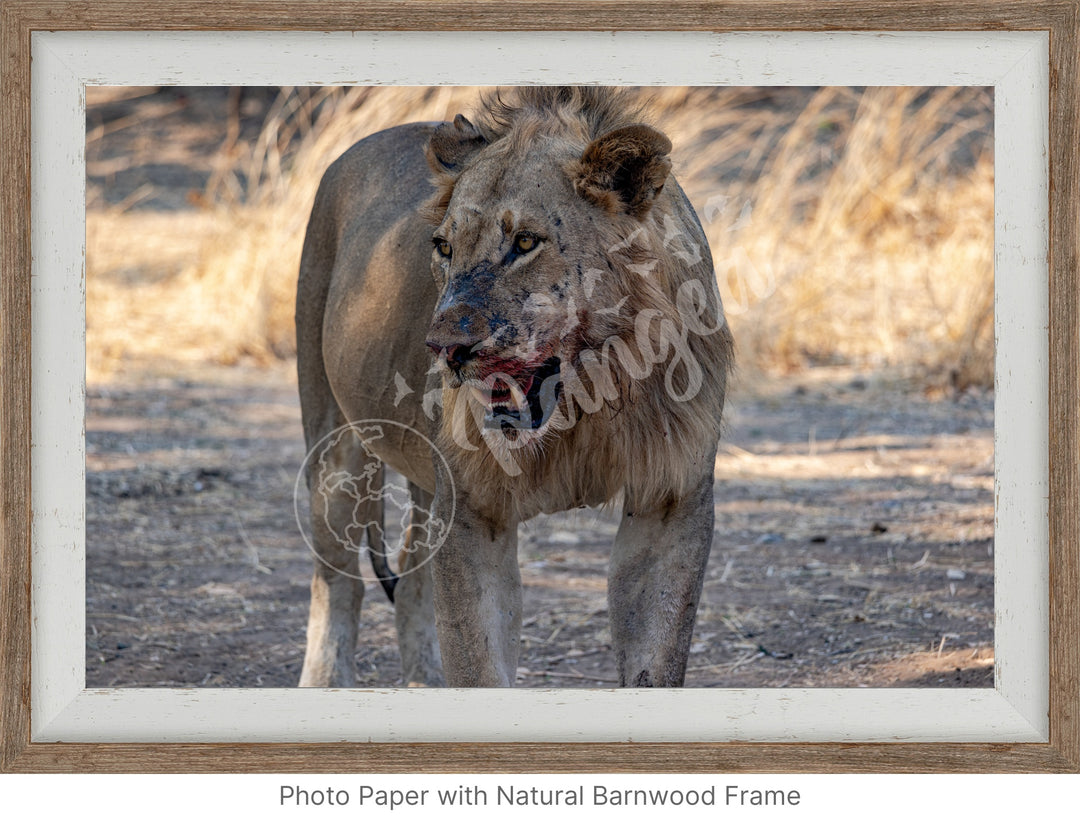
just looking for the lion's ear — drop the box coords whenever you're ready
[427,114,488,173]
[570,124,673,218]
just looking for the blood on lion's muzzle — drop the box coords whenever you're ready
[480,355,563,432]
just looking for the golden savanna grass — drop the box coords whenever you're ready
[86,85,993,387]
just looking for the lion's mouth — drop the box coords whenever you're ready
[467,356,563,432]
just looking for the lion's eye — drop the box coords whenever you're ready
[513,234,538,254]
[434,238,452,258]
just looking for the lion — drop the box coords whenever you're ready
[295,87,734,688]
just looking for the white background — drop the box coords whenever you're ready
[3,774,1080,825]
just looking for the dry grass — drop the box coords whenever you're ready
[86,85,993,388]
[654,86,993,388]
[87,87,487,379]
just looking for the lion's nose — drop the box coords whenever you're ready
[425,340,479,371]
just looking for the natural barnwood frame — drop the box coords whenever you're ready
[1,1,1077,773]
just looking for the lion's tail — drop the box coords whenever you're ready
[370,533,399,603]
[366,461,398,602]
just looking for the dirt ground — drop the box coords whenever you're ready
[85,361,994,689]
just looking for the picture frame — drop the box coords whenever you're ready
[1,1,1077,774]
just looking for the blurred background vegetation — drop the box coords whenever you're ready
[86,85,993,391]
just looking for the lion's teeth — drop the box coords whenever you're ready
[465,378,528,410]
[508,381,528,410]
[468,385,489,407]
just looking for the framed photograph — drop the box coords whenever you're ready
[2,1,1077,773]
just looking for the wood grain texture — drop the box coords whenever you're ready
[1048,0,1080,772]
[4,741,1077,774]
[1,0,1078,774]
[0,0,1076,32]
[0,0,34,774]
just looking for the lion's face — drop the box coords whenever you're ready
[425,121,673,435]
[427,140,593,432]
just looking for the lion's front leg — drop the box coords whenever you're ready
[429,492,522,687]
[393,482,445,687]
[608,469,716,687]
